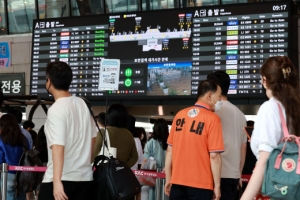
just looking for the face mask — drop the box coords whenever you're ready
[213,96,223,112]
[45,78,52,96]
[214,100,223,112]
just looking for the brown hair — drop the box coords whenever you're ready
[0,114,28,148]
[260,56,300,136]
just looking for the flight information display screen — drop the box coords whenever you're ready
[30,2,290,100]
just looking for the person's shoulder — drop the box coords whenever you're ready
[107,126,117,133]
[47,102,63,115]
[55,96,81,105]
[21,127,30,135]
[207,111,221,122]
[175,105,205,117]
[255,98,279,119]
[221,100,237,110]
[50,96,83,111]
[175,105,219,122]
[223,101,245,115]
[259,98,278,112]
[123,128,134,136]
[144,138,154,147]
[74,96,90,111]
[172,106,194,122]
[176,107,190,116]
[48,98,66,110]
[109,127,132,136]
[73,96,86,104]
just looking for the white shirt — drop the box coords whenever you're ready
[43,96,97,182]
[250,97,286,159]
[216,100,247,178]
[131,137,144,170]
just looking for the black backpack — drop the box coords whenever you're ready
[14,149,44,194]
[92,155,141,200]
[81,97,141,200]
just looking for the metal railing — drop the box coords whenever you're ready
[1,163,8,200]
[156,168,169,200]
[0,164,169,200]
[1,164,259,200]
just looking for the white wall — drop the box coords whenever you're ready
[0,34,32,94]
[0,34,47,131]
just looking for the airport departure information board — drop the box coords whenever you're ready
[30,2,290,99]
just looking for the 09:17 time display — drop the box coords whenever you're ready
[273,5,286,11]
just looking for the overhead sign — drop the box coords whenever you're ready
[98,59,120,91]
[0,73,25,94]
[30,2,290,99]
[0,42,11,67]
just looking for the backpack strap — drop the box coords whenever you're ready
[14,150,26,196]
[275,102,289,169]
[276,102,300,174]
[79,96,109,152]
[276,102,289,138]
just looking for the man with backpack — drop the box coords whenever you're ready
[38,61,97,200]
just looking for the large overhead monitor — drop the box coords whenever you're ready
[30,2,290,100]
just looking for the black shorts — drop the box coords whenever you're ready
[170,184,213,200]
[38,181,93,200]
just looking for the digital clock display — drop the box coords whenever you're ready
[273,5,287,11]
[30,2,290,100]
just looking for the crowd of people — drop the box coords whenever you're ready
[0,108,48,199]
[0,55,298,200]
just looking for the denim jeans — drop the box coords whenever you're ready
[1,173,26,200]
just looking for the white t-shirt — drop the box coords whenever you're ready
[43,96,97,182]
[216,100,247,179]
[131,137,144,170]
[250,97,286,159]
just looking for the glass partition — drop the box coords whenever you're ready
[0,0,289,35]
[142,0,175,10]
[0,0,7,35]
[38,0,70,19]
[106,0,139,13]
[7,0,36,34]
[180,0,218,7]
[221,0,248,4]
[142,0,160,10]
[37,0,46,18]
